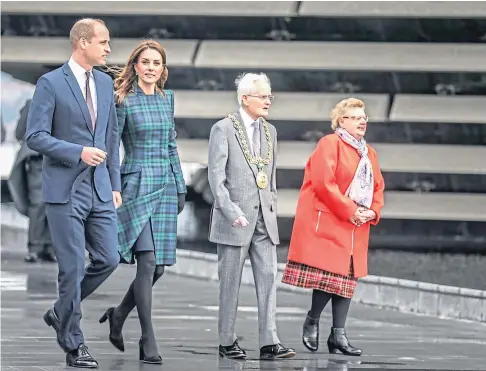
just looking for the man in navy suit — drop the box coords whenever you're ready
[26,18,122,368]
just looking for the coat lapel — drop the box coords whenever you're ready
[62,63,94,136]
[232,111,258,177]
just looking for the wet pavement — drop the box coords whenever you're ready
[1,249,486,371]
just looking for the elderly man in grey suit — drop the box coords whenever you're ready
[208,72,296,360]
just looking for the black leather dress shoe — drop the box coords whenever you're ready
[260,344,295,360]
[43,307,64,350]
[218,341,247,359]
[66,344,98,368]
[260,343,296,360]
[43,308,60,332]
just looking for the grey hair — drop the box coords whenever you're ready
[234,72,271,106]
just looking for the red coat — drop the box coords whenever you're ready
[287,133,385,278]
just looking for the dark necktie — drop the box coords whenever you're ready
[85,71,96,129]
[252,120,260,158]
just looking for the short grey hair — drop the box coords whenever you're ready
[235,72,271,106]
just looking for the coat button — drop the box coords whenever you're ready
[254,206,258,209]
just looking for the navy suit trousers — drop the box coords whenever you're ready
[46,169,119,352]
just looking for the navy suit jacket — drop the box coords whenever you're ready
[26,63,121,204]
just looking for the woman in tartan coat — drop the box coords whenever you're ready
[99,40,186,364]
[282,98,385,356]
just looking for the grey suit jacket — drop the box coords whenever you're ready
[208,111,279,247]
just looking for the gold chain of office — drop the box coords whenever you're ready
[227,114,273,165]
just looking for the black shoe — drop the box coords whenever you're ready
[66,344,98,368]
[260,343,296,360]
[43,307,64,350]
[327,327,362,356]
[302,312,319,352]
[39,251,57,262]
[218,340,247,359]
[99,307,124,352]
[139,338,162,364]
[24,252,39,263]
[43,308,60,332]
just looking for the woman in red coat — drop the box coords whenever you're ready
[282,98,385,356]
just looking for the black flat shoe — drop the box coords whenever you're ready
[218,340,247,359]
[99,307,124,352]
[66,344,98,368]
[260,343,296,360]
[139,338,162,364]
[327,327,362,356]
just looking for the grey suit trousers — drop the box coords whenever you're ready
[217,208,280,348]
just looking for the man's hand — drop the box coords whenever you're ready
[232,216,249,227]
[81,147,107,166]
[113,191,122,209]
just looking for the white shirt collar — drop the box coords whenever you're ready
[68,57,92,79]
[239,107,259,129]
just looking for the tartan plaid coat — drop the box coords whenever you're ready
[115,84,186,265]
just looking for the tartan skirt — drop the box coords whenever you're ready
[281,258,357,298]
[117,172,178,266]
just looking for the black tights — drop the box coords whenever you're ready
[113,251,165,357]
[308,289,351,328]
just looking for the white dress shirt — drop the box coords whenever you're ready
[68,57,97,114]
[239,107,260,154]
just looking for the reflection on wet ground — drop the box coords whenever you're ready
[2,246,486,371]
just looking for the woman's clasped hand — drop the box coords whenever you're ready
[349,207,376,227]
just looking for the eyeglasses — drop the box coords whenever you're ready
[246,95,274,102]
[343,115,368,122]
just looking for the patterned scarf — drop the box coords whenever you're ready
[335,127,374,208]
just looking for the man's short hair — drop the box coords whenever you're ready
[235,72,271,106]
[69,18,106,47]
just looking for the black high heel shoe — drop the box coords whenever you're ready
[327,327,362,356]
[139,338,162,364]
[99,307,124,352]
